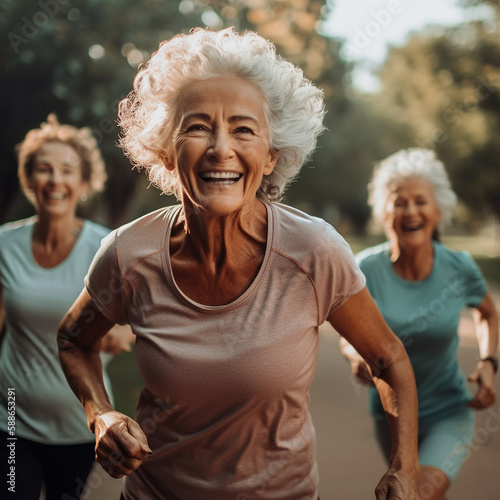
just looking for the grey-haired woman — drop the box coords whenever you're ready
[341,148,498,500]
[58,28,419,500]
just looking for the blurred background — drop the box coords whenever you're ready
[1,0,500,238]
[1,1,499,497]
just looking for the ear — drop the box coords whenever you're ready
[79,181,90,201]
[161,154,176,172]
[263,150,278,176]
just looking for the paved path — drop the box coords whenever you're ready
[84,289,500,500]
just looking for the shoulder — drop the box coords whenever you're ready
[435,241,478,271]
[0,217,36,247]
[271,203,347,251]
[82,220,111,244]
[355,242,391,268]
[96,206,180,271]
[115,206,180,241]
[269,203,364,283]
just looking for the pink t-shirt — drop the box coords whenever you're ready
[86,203,365,500]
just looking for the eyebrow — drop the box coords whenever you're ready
[182,112,260,125]
[35,158,79,168]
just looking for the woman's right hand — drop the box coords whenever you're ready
[350,357,375,386]
[93,410,152,478]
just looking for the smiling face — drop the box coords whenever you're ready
[384,177,441,249]
[169,76,278,217]
[29,141,88,218]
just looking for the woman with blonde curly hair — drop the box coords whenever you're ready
[0,115,132,500]
[58,28,419,500]
[341,148,498,500]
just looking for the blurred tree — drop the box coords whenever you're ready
[375,4,500,222]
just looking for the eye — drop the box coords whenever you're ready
[186,124,209,133]
[33,163,50,172]
[235,126,254,134]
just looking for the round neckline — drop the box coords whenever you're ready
[29,219,88,271]
[387,240,439,286]
[161,203,275,312]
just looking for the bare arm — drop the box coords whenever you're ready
[467,291,499,409]
[58,288,151,478]
[338,334,374,386]
[329,287,419,500]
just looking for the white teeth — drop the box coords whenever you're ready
[199,171,242,180]
[46,193,65,199]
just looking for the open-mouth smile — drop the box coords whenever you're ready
[198,171,243,185]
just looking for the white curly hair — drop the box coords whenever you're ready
[118,27,325,201]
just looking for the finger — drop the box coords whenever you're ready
[127,420,153,455]
[374,484,389,499]
[119,340,132,352]
[96,446,144,477]
[467,396,485,409]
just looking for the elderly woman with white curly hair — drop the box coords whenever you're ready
[58,28,420,500]
[341,148,498,500]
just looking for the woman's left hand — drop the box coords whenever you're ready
[100,325,135,355]
[467,362,497,409]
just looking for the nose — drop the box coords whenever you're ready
[49,167,63,183]
[404,201,417,215]
[207,129,234,161]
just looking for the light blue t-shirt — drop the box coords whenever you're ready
[0,217,112,444]
[357,241,487,426]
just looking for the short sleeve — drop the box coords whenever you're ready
[85,229,130,325]
[315,224,366,321]
[461,251,488,308]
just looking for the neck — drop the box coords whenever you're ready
[390,240,435,281]
[173,200,268,271]
[33,213,82,251]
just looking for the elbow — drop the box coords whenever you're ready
[368,336,410,380]
[57,315,82,353]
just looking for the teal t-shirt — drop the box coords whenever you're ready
[357,241,487,426]
[0,217,112,444]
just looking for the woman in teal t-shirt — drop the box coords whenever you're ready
[0,115,133,500]
[340,148,498,500]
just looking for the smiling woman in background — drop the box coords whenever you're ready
[340,148,498,500]
[58,28,419,500]
[0,115,133,500]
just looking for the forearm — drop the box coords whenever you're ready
[58,335,114,431]
[373,345,419,472]
[57,289,117,432]
[473,293,499,358]
[475,317,498,359]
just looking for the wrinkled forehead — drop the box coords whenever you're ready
[388,176,436,196]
